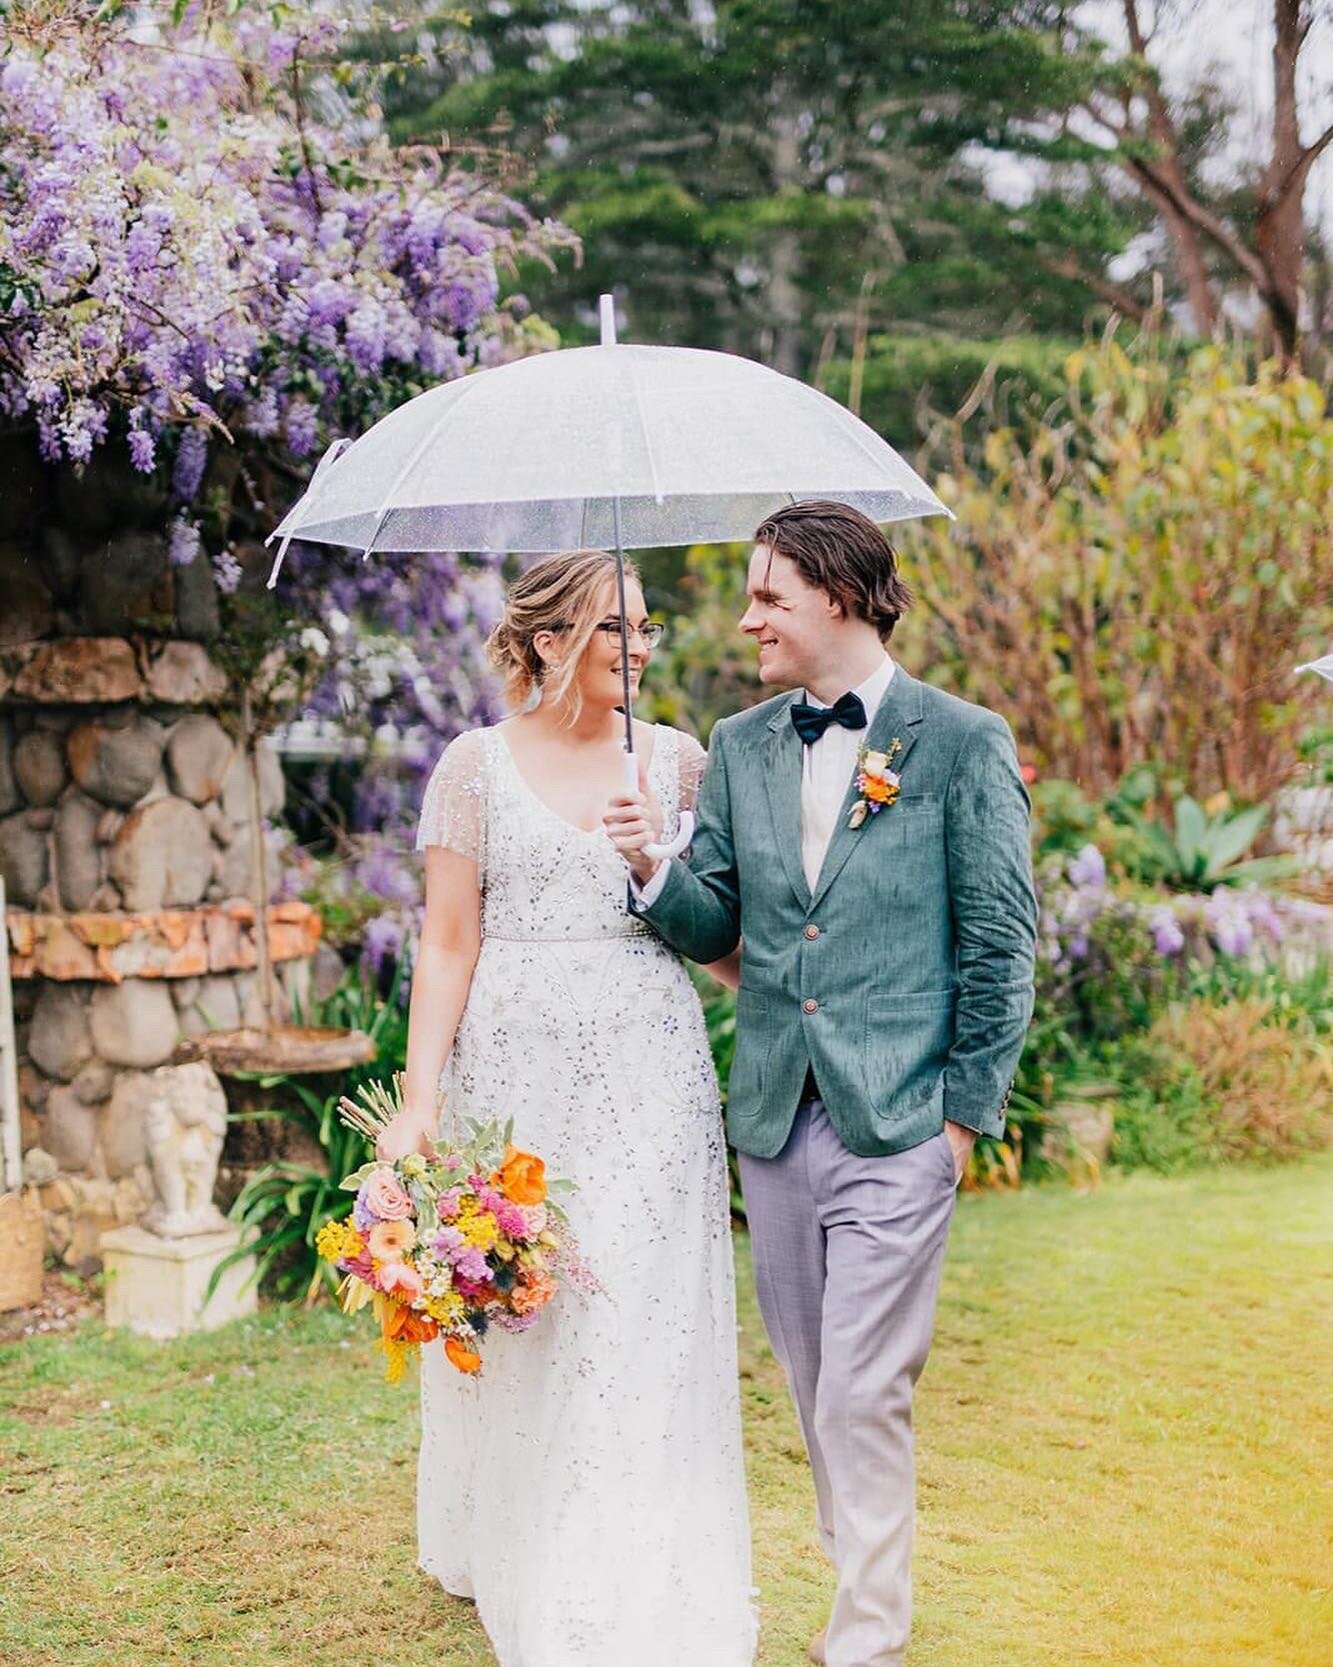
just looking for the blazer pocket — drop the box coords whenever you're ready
[728,986,774,1113]
[877,793,943,847]
[863,989,957,1113]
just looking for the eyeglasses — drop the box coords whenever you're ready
[592,620,665,648]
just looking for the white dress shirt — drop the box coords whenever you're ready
[634,653,895,905]
[797,654,895,889]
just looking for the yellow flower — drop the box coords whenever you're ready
[374,1335,412,1385]
[338,1273,373,1315]
[401,1153,428,1179]
[460,1211,499,1252]
[316,1219,364,1262]
[426,1291,466,1324]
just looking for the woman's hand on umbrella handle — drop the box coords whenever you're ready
[642,812,693,861]
[604,752,682,879]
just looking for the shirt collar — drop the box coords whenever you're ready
[802,652,895,722]
[855,653,895,721]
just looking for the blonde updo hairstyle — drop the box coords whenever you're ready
[486,548,641,721]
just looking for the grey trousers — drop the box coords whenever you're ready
[738,1097,957,1667]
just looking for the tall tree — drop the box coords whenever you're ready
[371,1,1127,375]
[992,0,1333,362]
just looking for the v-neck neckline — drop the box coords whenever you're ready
[495,722,661,837]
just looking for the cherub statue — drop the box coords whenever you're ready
[141,1062,230,1237]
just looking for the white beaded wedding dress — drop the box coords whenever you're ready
[414,721,756,1667]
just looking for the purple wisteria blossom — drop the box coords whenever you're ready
[361,913,408,980]
[212,547,243,596]
[167,515,201,569]
[0,9,571,483]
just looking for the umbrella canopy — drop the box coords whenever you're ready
[268,295,952,857]
[1297,654,1333,682]
[268,314,948,575]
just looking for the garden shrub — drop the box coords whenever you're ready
[1149,998,1332,1163]
[898,334,1333,806]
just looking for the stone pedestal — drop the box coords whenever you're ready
[100,1223,257,1339]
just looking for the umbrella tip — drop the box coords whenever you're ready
[599,293,617,347]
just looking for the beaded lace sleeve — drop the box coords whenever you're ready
[415,729,487,868]
[676,729,708,815]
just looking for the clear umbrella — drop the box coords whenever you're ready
[268,296,951,856]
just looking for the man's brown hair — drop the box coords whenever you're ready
[752,500,913,639]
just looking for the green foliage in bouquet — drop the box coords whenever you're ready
[223,967,408,1298]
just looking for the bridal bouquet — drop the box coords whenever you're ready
[317,1077,585,1383]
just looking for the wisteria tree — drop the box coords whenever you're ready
[0,3,572,972]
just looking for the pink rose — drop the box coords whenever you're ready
[360,1167,414,1222]
[378,1260,424,1302]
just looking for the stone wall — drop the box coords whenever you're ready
[1,437,323,1270]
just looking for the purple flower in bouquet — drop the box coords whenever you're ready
[454,1248,493,1285]
[492,1310,540,1335]
[432,1225,466,1259]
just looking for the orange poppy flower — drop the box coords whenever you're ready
[445,1336,483,1374]
[381,1301,438,1345]
[497,1143,547,1206]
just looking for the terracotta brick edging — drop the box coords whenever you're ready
[6,900,321,983]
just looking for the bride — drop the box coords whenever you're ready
[375,547,757,1667]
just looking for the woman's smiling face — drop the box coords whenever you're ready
[570,576,652,712]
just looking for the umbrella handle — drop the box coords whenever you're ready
[621,750,694,862]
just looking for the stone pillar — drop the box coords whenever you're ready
[0,438,322,1269]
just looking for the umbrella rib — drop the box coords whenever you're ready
[361,375,488,554]
[623,351,665,508]
[814,390,947,517]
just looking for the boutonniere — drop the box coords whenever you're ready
[848,738,902,829]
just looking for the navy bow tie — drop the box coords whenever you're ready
[790,690,868,745]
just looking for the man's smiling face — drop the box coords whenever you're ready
[738,544,840,690]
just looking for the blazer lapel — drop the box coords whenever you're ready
[808,668,925,911]
[763,695,812,909]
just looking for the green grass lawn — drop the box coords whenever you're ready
[2,1157,1329,1667]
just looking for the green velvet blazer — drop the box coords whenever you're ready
[632,670,1038,1158]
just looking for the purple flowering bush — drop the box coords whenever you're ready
[1018,841,1330,1171]
[0,5,573,921]
[0,7,567,480]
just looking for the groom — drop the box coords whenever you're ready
[609,501,1037,1667]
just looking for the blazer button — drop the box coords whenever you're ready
[804,924,820,940]
[802,998,819,1014]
